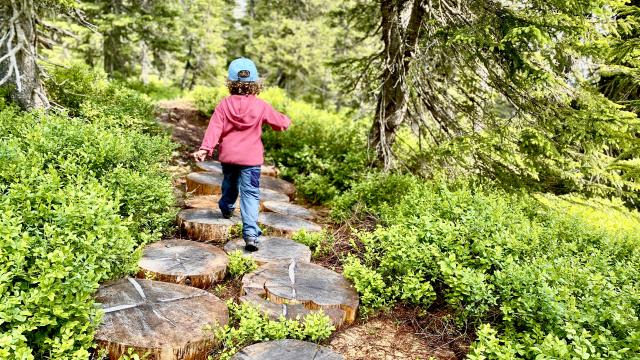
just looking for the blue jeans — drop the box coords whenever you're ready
[219,163,262,240]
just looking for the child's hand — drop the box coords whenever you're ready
[192,150,208,162]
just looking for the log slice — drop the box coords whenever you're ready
[138,239,228,288]
[177,209,241,242]
[261,201,315,220]
[230,339,344,360]
[258,212,321,236]
[241,261,359,327]
[224,237,311,265]
[185,172,223,196]
[95,278,228,360]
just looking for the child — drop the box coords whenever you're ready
[192,58,290,251]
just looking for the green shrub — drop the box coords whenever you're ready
[340,175,640,358]
[227,251,258,278]
[291,229,335,258]
[211,301,335,360]
[185,85,228,115]
[0,67,176,358]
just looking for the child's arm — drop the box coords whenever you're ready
[198,104,225,157]
[262,103,291,131]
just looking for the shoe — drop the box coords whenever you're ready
[221,210,234,219]
[244,237,259,252]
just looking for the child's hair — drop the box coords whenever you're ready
[226,80,263,95]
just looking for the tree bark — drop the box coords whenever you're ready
[0,0,50,109]
[369,0,425,169]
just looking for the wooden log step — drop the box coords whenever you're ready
[95,278,228,360]
[258,212,322,236]
[185,172,223,196]
[186,172,294,200]
[260,176,296,198]
[261,201,315,220]
[184,191,290,210]
[224,237,311,265]
[230,339,344,360]
[196,161,279,177]
[239,293,346,328]
[241,261,359,327]
[177,209,241,243]
[138,239,228,289]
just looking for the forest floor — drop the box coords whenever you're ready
[155,100,469,360]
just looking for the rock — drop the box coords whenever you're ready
[241,261,359,327]
[223,237,311,265]
[258,212,322,236]
[260,177,296,198]
[177,209,241,242]
[231,339,344,360]
[185,172,223,196]
[196,161,279,177]
[261,201,315,220]
[138,239,228,289]
[95,278,228,360]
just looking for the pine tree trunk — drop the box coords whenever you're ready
[140,40,150,85]
[369,0,425,169]
[0,0,50,109]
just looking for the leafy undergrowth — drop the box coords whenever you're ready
[0,64,176,359]
[333,175,640,359]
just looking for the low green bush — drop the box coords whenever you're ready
[0,66,176,358]
[211,302,335,360]
[186,85,228,115]
[292,229,335,258]
[227,250,258,278]
[339,175,640,358]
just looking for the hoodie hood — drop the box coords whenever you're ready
[220,95,263,130]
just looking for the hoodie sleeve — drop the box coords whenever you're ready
[199,102,225,156]
[262,101,291,131]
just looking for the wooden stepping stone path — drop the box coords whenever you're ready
[196,160,278,177]
[224,237,311,265]
[241,260,359,328]
[177,208,241,242]
[231,339,344,360]
[185,172,223,196]
[258,212,321,236]
[262,201,315,220]
[138,239,228,288]
[184,191,289,210]
[95,278,228,360]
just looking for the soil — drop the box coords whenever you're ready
[156,100,473,360]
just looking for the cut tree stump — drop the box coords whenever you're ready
[230,339,344,360]
[241,260,359,327]
[196,161,278,177]
[184,191,290,210]
[261,201,315,220]
[177,209,241,242]
[258,212,321,236]
[95,278,228,360]
[185,172,223,196]
[260,177,296,198]
[224,237,311,265]
[138,239,228,288]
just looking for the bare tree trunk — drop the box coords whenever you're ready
[369,0,425,169]
[140,40,151,85]
[0,0,49,109]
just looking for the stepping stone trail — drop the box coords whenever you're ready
[196,160,279,177]
[224,237,312,265]
[138,239,228,288]
[95,278,228,360]
[231,339,344,360]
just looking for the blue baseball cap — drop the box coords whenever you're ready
[227,57,259,82]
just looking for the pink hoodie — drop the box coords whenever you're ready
[199,95,291,166]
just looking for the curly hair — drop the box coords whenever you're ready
[226,80,263,96]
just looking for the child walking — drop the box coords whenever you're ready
[192,58,290,251]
